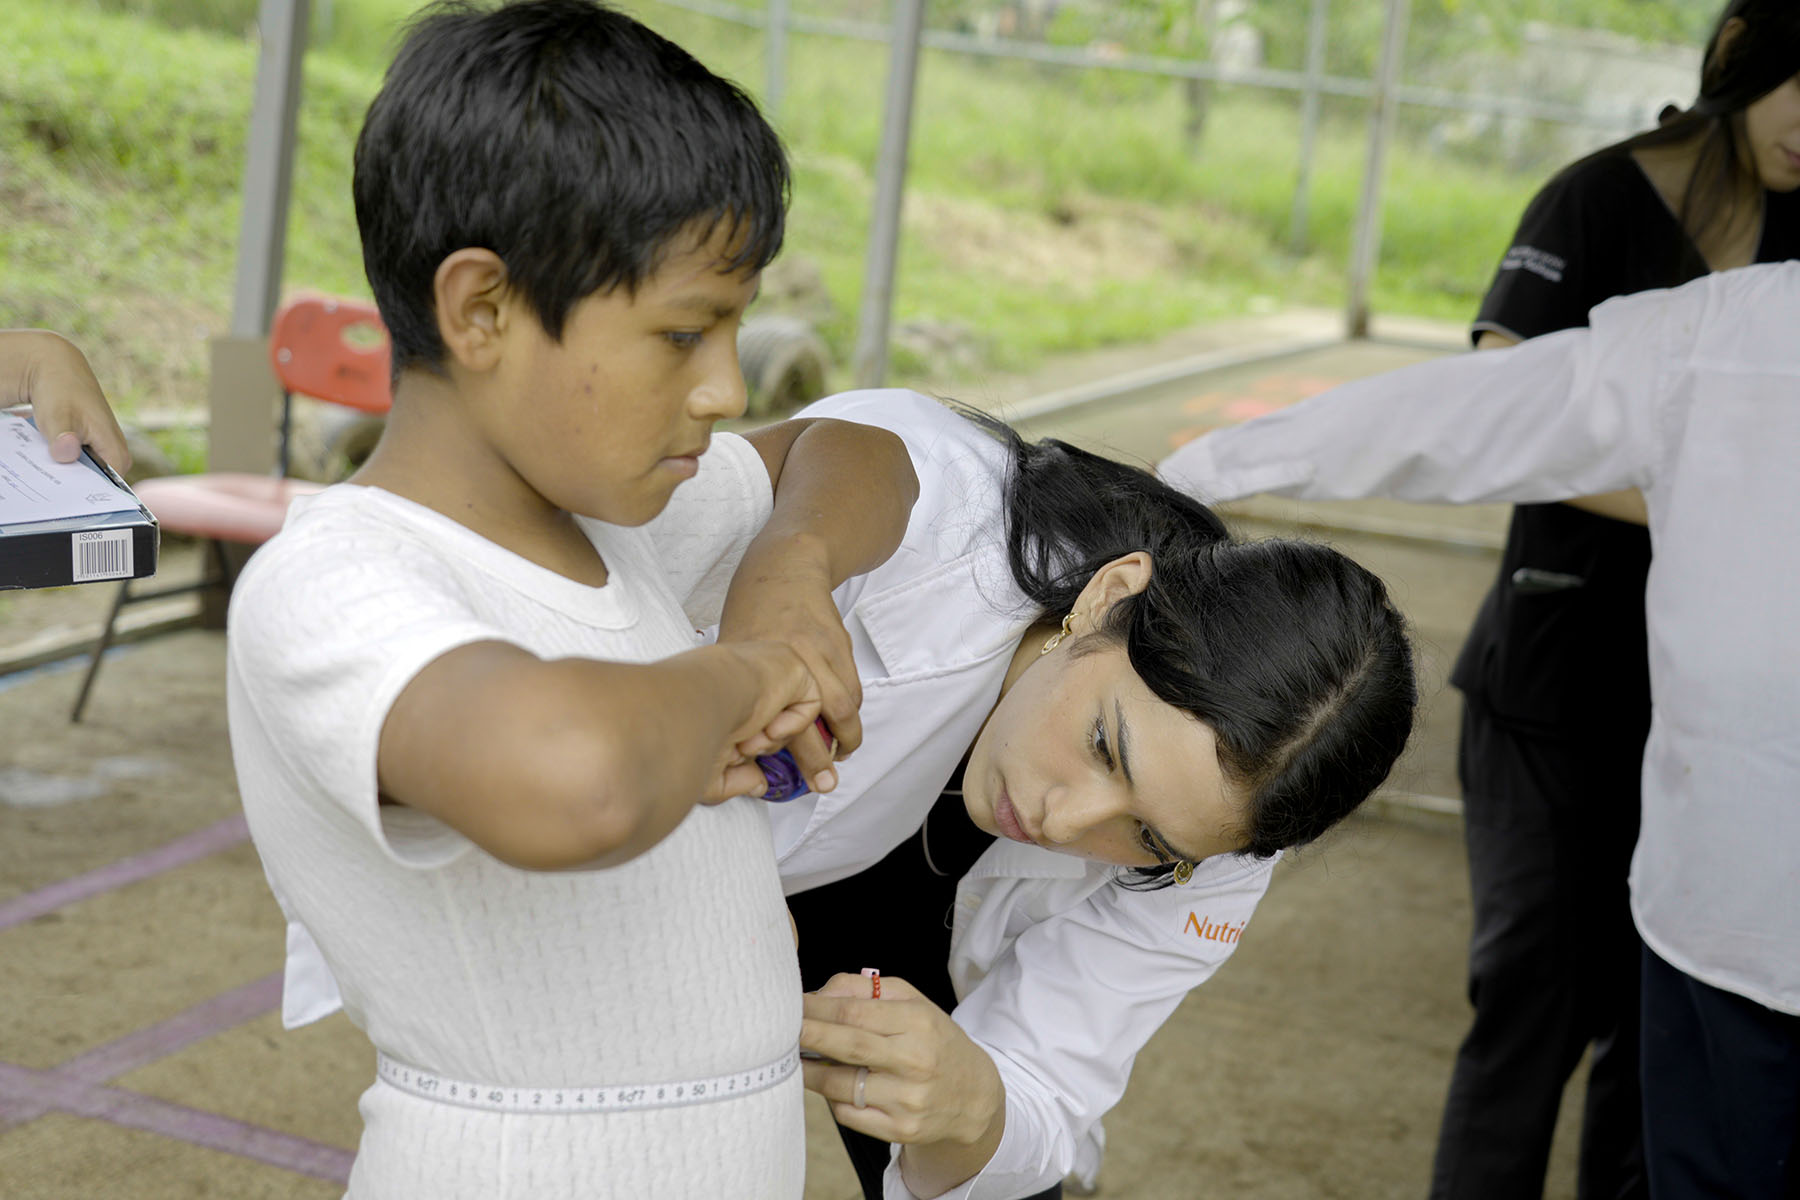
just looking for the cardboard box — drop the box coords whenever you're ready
[0,412,159,590]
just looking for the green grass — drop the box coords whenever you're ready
[2,0,1555,424]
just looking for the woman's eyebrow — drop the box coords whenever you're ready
[1114,699,1135,786]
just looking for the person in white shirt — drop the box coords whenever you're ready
[774,390,1417,1200]
[1157,261,1800,1198]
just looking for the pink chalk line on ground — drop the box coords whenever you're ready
[0,813,249,932]
[0,815,353,1183]
[0,973,352,1183]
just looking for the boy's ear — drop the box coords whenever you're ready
[433,249,514,372]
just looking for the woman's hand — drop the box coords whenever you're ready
[0,330,132,470]
[800,973,1006,1151]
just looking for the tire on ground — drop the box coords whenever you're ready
[738,316,830,419]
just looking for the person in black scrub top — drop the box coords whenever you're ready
[1429,5,1800,1198]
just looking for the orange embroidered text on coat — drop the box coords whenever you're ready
[1184,912,1244,944]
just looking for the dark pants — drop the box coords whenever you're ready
[788,792,1062,1200]
[1640,946,1800,1199]
[1430,702,1648,1200]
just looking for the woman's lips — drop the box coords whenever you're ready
[994,788,1035,844]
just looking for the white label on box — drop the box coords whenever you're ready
[1,413,140,523]
[72,529,133,582]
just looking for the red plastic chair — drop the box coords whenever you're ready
[71,294,391,721]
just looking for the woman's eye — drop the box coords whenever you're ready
[1137,822,1170,862]
[1091,716,1113,770]
[664,330,703,349]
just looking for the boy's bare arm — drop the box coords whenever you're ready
[723,418,920,760]
[377,639,822,871]
[741,418,919,583]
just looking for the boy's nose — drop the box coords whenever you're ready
[690,345,748,422]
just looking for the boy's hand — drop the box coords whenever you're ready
[716,538,862,760]
[701,640,836,804]
[0,330,132,471]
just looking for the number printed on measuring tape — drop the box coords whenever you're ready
[71,529,133,582]
[375,1046,799,1115]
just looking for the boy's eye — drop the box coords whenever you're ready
[663,330,703,349]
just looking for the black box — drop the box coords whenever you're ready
[1,415,159,591]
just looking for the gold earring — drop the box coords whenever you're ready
[1172,860,1194,885]
[1039,611,1077,656]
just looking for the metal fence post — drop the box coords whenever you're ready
[1288,0,1329,252]
[210,0,308,479]
[850,0,927,390]
[1345,0,1409,338]
[765,0,788,120]
[228,0,309,342]
[203,0,310,625]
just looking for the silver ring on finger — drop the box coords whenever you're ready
[853,1066,869,1109]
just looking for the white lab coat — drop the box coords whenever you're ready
[278,388,1276,1199]
[772,391,1275,1200]
[1158,262,1800,1018]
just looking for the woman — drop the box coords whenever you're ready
[1430,5,1800,1196]
[756,389,1416,1200]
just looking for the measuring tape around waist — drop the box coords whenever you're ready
[375,1046,800,1116]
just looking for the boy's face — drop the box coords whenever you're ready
[494,224,760,526]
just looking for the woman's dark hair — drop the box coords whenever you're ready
[1611,0,1800,271]
[353,0,789,378]
[964,407,1416,886]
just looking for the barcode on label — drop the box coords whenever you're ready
[72,530,133,582]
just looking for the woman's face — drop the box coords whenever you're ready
[961,633,1249,871]
[1742,73,1800,192]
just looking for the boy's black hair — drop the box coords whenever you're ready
[353,0,790,376]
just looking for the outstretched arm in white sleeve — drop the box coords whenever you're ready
[1472,328,1646,525]
[1156,286,1686,511]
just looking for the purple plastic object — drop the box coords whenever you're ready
[757,718,831,802]
[756,749,810,801]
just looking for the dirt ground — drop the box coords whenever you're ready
[0,324,1596,1198]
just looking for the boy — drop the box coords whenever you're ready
[226,3,915,1196]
